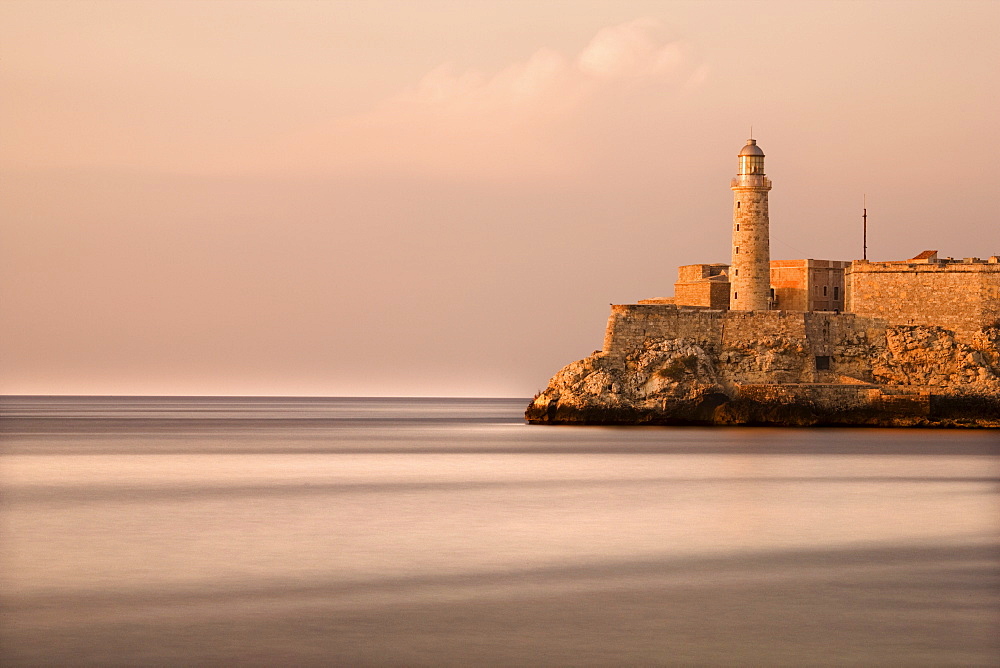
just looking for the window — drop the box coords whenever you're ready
[734,291,738,300]
[736,202,740,209]
[770,288,775,299]
[735,247,739,254]
[834,286,840,300]
[734,269,738,276]
[823,286,828,296]
[815,356,831,371]
[736,223,740,231]
[740,156,765,174]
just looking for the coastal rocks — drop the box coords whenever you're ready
[527,339,730,425]
[873,326,1000,392]
[526,323,1000,428]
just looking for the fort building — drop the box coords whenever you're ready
[663,263,730,309]
[527,138,1000,426]
[770,259,849,311]
[654,259,850,312]
[651,139,999,333]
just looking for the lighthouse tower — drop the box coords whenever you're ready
[730,138,772,311]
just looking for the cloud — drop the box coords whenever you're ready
[577,18,683,79]
[256,19,702,181]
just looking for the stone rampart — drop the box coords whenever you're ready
[529,303,1000,427]
[602,305,727,361]
[601,306,888,384]
[847,261,1000,339]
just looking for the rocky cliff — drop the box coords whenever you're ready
[526,307,1000,428]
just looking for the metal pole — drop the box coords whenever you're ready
[863,194,867,261]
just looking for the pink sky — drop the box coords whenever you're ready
[2,0,997,397]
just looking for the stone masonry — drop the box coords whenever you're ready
[600,305,884,383]
[525,139,1000,427]
[846,260,1000,340]
[730,139,771,311]
[671,263,730,308]
[527,304,1000,426]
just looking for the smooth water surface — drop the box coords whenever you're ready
[2,396,998,665]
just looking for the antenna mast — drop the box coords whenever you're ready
[863,194,868,261]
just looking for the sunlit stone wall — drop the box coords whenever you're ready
[730,178,771,310]
[600,305,890,384]
[846,261,1000,339]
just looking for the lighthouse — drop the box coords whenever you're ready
[729,138,772,311]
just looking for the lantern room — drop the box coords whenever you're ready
[737,138,765,175]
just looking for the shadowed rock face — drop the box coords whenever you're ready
[526,325,1000,428]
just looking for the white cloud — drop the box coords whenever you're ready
[577,18,683,79]
[257,19,701,181]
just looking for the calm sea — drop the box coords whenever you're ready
[2,396,998,666]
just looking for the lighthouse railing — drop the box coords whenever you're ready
[731,176,772,189]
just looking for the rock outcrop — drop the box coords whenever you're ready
[526,309,1000,428]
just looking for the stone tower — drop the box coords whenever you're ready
[730,138,772,311]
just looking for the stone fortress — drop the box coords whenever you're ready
[527,139,1000,426]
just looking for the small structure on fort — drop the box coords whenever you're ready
[527,139,1000,427]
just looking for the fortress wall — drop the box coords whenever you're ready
[847,263,1000,338]
[827,312,889,382]
[980,273,1000,328]
[601,305,727,361]
[602,306,889,382]
[533,303,1000,425]
[720,310,808,345]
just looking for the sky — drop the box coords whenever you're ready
[2,0,998,397]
